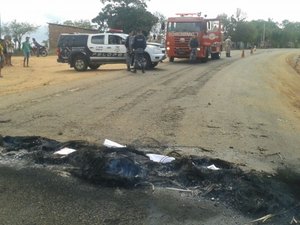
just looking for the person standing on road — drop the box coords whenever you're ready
[189,33,199,63]
[4,35,14,66]
[125,30,135,71]
[32,38,42,57]
[22,37,31,67]
[224,36,232,57]
[132,29,147,73]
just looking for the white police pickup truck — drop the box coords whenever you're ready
[57,32,166,71]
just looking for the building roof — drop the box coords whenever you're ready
[48,23,98,32]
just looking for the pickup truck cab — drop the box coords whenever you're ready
[57,32,166,71]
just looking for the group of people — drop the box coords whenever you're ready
[0,35,15,77]
[125,29,147,73]
[0,36,42,77]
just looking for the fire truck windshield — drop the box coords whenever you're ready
[167,22,204,32]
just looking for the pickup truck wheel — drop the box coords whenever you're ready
[151,62,159,68]
[144,54,152,69]
[89,64,101,70]
[74,57,88,71]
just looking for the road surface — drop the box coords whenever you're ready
[1,49,300,173]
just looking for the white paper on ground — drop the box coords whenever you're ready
[207,164,221,170]
[146,153,175,163]
[103,139,126,148]
[54,147,77,155]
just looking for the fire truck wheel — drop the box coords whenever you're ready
[211,52,220,60]
[169,57,174,62]
[201,49,209,63]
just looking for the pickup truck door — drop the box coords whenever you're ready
[88,34,106,55]
[88,34,126,60]
[106,34,127,59]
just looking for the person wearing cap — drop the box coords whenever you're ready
[22,37,31,67]
[224,36,232,57]
[125,30,135,71]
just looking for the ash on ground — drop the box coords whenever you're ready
[0,135,299,225]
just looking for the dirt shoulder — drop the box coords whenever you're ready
[0,55,125,96]
[1,52,299,98]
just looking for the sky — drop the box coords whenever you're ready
[1,0,298,45]
[1,0,299,26]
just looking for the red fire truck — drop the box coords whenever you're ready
[165,13,223,62]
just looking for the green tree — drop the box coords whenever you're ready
[151,11,166,36]
[234,21,257,46]
[251,19,281,48]
[217,13,233,37]
[219,9,300,48]
[264,19,281,47]
[234,8,247,22]
[218,8,247,40]
[92,0,158,35]
[281,20,300,47]
[2,20,38,50]
[249,20,266,46]
[99,0,148,8]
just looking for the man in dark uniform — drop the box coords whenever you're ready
[131,30,147,73]
[189,33,199,63]
[125,31,135,71]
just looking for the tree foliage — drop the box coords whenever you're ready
[218,14,234,38]
[219,9,300,48]
[92,0,157,35]
[151,12,166,35]
[233,22,256,44]
[281,21,300,47]
[99,0,148,8]
[2,20,38,50]
[234,8,247,22]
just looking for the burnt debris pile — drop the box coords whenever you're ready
[0,135,299,222]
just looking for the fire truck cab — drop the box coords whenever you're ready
[165,13,223,62]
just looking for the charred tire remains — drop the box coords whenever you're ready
[0,135,299,224]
